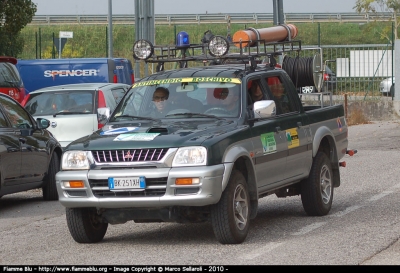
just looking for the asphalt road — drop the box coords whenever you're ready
[1,121,400,265]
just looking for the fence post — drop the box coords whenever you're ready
[52,32,55,59]
[39,28,42,59]
[106,26,108,58]
[344,93,348,119]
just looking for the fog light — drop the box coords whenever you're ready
[133,39,154,60]
[175,178,200,185]
[208,35,229,57]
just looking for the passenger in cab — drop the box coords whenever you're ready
[213,87,239,115]
[249,80,264,102]
[267,77,290,114]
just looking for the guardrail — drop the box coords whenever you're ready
[29,12,394,25]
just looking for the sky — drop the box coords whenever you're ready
[33,0,358,15]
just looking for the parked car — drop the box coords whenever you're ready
[0,93,62,200]
[22,83,131,148]
[379,77,395,96]
[299,65,337,93]
[0,57,26,103]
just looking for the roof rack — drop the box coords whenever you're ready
[133,38,303,66]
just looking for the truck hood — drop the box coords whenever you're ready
[66,119,241,150]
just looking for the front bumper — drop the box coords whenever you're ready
[56,164,226,208]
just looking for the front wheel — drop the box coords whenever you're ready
[301,151,333,216]
[42,153,60,201]
[66,208,108,243]
[211,170,250,244]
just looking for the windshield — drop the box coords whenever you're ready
[110,77,242,121]
[25,90,94,116]
[0,62,22,87]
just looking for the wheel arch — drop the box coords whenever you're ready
[313,128,341,188]
[222,145,258,219]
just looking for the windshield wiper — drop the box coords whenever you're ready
[112,115,159,122]
[165,112,224,120]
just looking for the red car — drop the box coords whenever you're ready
[0,57,26,103]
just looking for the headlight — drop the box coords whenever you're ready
[62,151,91,170]
[172,146,207,167]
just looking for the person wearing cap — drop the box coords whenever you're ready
[213,87,239,115]
[267,77,290,114]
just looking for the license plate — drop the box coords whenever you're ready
[108,176,146,191]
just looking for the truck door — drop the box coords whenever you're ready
[265,75,311,183]
[247,78,287,191]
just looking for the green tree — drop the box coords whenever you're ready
[0,0,37,57]
[354,0,400,41]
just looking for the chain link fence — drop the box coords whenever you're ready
[18,22,395,97]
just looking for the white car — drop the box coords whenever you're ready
[379,77,395,96]
[22,83,130,148]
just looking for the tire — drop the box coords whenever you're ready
[301,151,333,216]
[66,208,108,243]
[301,86,314,93]
[211,170,250,244]
[42,153,60,201]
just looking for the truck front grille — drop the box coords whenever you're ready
[92,149,168,163]
[89,177,167,197]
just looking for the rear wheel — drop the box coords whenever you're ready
[211,170,250,244]
[66,208,108,243]
[42,153,59,201]
[301,151,333,216]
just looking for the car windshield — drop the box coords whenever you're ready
[25,90,94,116]
[110,77,242,121]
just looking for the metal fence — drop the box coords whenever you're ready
[28,12,395,25]
[19,20,395,97]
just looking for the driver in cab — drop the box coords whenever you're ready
[151,87,172,118]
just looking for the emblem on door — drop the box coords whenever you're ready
[51,121,57,128]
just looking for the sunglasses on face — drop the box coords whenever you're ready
[153,96,168,102]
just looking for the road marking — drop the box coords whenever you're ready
[330,205,362,217]
[291,222,326,236]
[242,242,284,260]
[368,191,393,202]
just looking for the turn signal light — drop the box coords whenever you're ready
[175,178,200,185]
[64,181,85,188]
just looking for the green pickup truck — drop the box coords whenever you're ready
[56,32,355,244]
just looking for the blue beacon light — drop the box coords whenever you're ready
[176,31,190,48]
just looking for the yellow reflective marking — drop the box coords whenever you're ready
[132,77,241,88]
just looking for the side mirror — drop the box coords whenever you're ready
[36,118,50,129]
[97,107,111,124]
[253,100,276,119]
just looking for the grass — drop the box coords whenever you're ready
[19,21,396,62]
